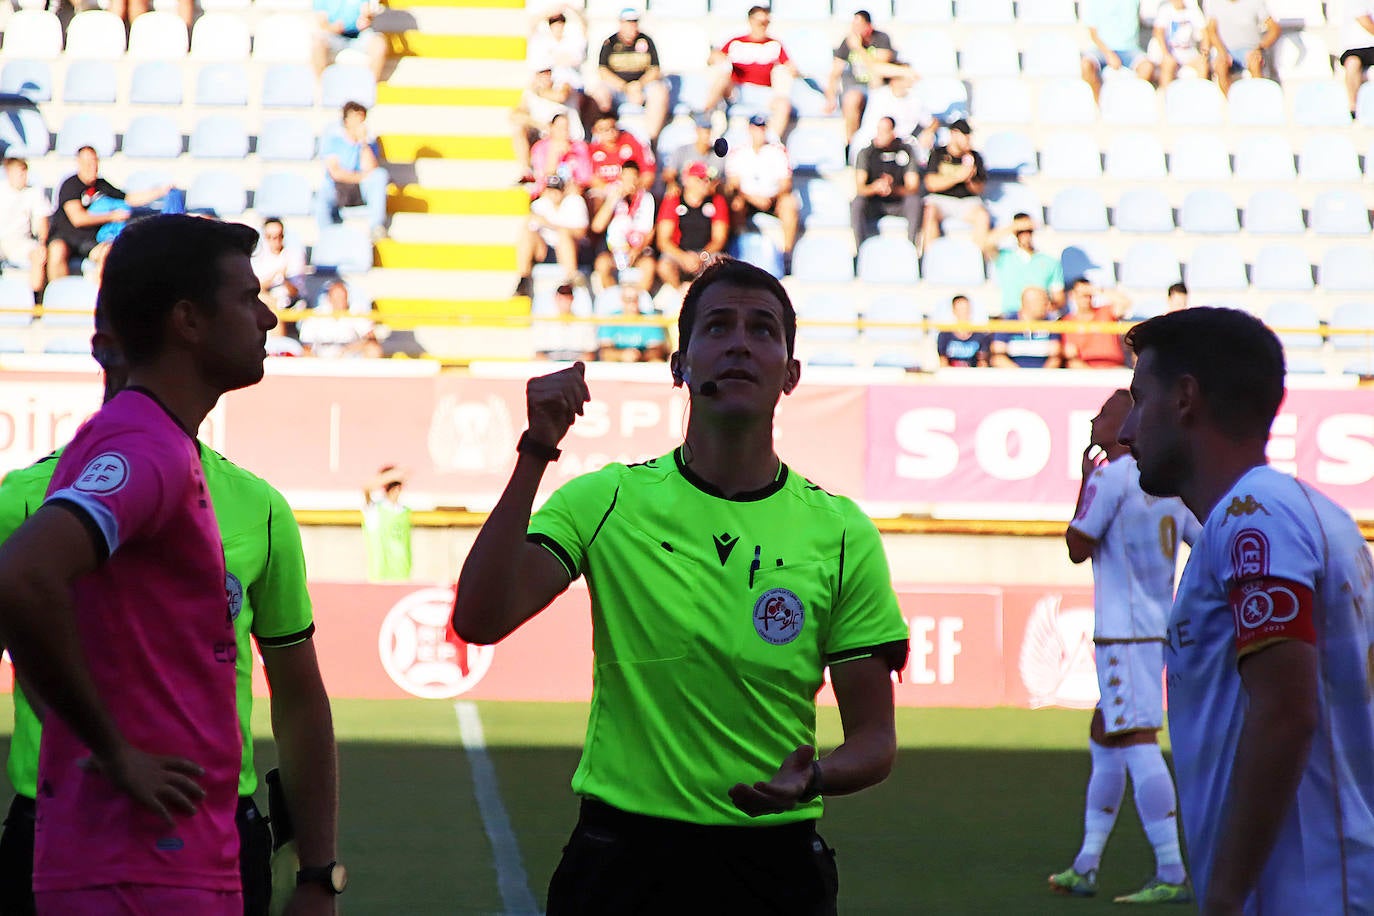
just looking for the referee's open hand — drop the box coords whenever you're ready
[526,361,591,448]
[728,744,815,817]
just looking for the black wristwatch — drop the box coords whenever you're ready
[297,861,348,895]
[800,760,825,802]
[517,430,562,462]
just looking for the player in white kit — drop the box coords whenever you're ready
[1050,389,1198,904]
[1118,307,1374,915]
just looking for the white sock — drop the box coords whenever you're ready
[1123,743,1187,886]
[1073,740,1126,876]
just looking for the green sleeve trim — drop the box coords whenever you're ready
[827,639,910,672]
[256,623,316,649]
[528,533,578,580]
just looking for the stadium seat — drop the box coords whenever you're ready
[0,277,35,327]
[1062,242,1115,287]
[1251,244,1314,291]
[122,114,182,158]
[1185,243,1247,292]
[781,27,832,82]
[916,77,969,120]
[1114,188,1174,233]
[65,10,127,59]
[789,235,854,283]
[1018,0,1077,25]
[1232,135,1296,181]
[955,0,1014,23]
[960,33,1019,78]
[127,11,189,59]
[1293,81,1351,126]
[1311,190,1372,236]
[1038,79,1096,125]
[1120,242,1180,289]
[1048,187,1108,233]
[864,294,924,349]
[1243,189,1305,235]
[1265,300,1323,353]
[62,60,117,104]
[894,0,952,21]
[982,131,1037,177]
[190,12,252,60]
[795,177,849,228]
[1358,83,1374,125]
[253,14,316,62]
[187,170,246,217]
[903,32,958,77]
[312,226,373,273]
[1330,302,1374,352]
[1,11,62,60]
[920,237,984,286]
[40,276,98,327]
[834,0,893,22]
[1040,132,1101,179]
[985,181,1041,228]
[1099,76,1159,126]
[798,293,861,346]
[1226,78,1284,125]
[1129,298,1169,320]
[261,63,317,108]
[1169,135,1230,182]
[1021,32,1081,78]
[857,235,920,284]
[1273,30,1332,81]
[129,60,184,105]
[0,61,53,102]
[731,232,784,279]
[125,169,174,194]
[257,117,317,161]
[189,115,249,159]
[1178,189,1239,233]
[1164,79,1224,125]
[771,0,829,19]
[1320,247,1374,292]
[1104,132,1167,180]
[56,113,115,158]
[786,125,846,174]
[0,101,50,157]
[43,337,92,355]
[253,172,314,218]
[195,62,250,107]
[321,63,377,109]
[650,0,708,16]
[1298,135,1361,182]
[971,79,1032,125]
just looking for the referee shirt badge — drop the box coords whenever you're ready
[225,572,244,621]
[753,588,805,645]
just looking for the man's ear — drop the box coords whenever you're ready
[167,298,204,346]
[782,357,801,395]
[670,351,683,386]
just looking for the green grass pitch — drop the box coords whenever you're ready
[0,698,1179,914]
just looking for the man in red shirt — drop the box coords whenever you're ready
[586,109,655,210]
[1062,277,1133,368]
[703,4,798,140]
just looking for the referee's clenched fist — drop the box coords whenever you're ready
[525,361,591,448]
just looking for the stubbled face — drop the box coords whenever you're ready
[1119,349,1190,497]
[1089,391,1131,451]
[678,282,798,420]
[76,148,99,184]
[197,252,279,393]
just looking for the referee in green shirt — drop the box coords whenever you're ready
[454,258,910,915]
[0,318,341,915]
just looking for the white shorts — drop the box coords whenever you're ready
[1095,641,1165,736]
[926,193,986,223]
[0,235,37,266]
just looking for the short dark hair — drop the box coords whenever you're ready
[1069,276,1092,291]
[748,4,769,17]
[951,294,969,305]
[76,145,97,157]
[2,157,25,169]
[1012,211,1031,221]
[1125,307,1285,440]
[593,108,619,125]
[678,257,796,356]
[1167,282,1188,297]
[97,215,259,367]
[341,100,367,119]
[620,158,640,173]
[262,216,284,230]
[854,9,872,22]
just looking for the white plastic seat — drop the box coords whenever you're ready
[253,14,316,62]
[1099,76,1159,126]
[1227,78,1284,126]
[191,12,252,61]
[1,11,62,60]
[1040,132,1101,179]
[1105,132,1167,180]
[128,11,189,60]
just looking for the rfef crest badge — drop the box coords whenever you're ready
[753,588,805,645]
[225,572,243,621]
[378,588,495,698]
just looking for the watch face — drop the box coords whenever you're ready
[330,863,349,894]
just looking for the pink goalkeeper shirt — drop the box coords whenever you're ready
[33,388,240,894]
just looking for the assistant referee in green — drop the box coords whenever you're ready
[453,258,910,915]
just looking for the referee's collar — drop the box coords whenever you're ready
[673,447,788,502]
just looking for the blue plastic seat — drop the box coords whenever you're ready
[1298,135,1361,182]
[1227,78,1284,126]
[61,59,117,104]
[1040,132,1101,179]
[1121,242,1180,289]
[41,276,98,327]
[920,237,985,286]
[960,33,1019,78]
[1293,81,1352,126]
[864,294,924,348]
[1105,132,1167,180]
[955,0,1014,23]
[982,131,1037,176]
[1169,135,1231,182]
[311,226,373,273]
[1251,244,1314,291]
[1099,76,1158,126]
[1311,190,1372,236]
[0,101,49,157]
[0,60,53,102]
[1184,243,1247,292]
[1233,135,1296,181]
[795,177,849,228]
[903,32,958,77]
[895,0,952,21]
[970,79,1032,125]
[1330,302,1374,352]
[788,235,853,283]
[1164,79,1224,125]
[730,232,784,279]
[195,62,250,107]
[129,60,184,105]
[254,172,314,218]
[189,115,249,159]
[1266,301,1323,352]
[1062,242,1115,287]
[1049,187,1108,232]
[786,125,846,174]
[122,115,182,159]
[0,277,35,327]
[984,182,1040,228]
[797,293,860,345]
[1321,247,1374,292]
[1038,79,1097,125]
[321,64,377,109]
[1358,82,1374,125]
[1243,189,1305,235]
[261,62,317,108]
[56,113,115,157]
[857,235,920,284]
[915,77,969,120]
[1178,189,1239,233]
[257,118,317,162]
[1022,32,1081,77]
[1114,189,1174,233]
[187,170,246,217]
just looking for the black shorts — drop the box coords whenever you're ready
[0,794,272,916]
[546,799,839,916]
[1341,47,1374,68]
[46,233,100,259]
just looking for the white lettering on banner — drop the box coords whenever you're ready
[621,401,661,437]
[894,408,959,479]
[1267,413,1298,476]
[974,409,1052,481]
[906,616,964,685]
[0,383,99,466]
[1317,414,1374,486]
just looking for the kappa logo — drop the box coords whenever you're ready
[753,588,805,645]
[1231,528,1270,580]
[1225,495,1270,519]
[379,588,495,699]
[713,532,739,566]
[73,452,129,495]
[1018,594,1099,710]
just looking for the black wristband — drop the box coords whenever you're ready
[800,759,825,802]
[517,430,562,462]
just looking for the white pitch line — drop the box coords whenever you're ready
[454,701,540,916]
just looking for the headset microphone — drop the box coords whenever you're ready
[699,380,718,396]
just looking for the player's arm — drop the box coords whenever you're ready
[1066,448,1108,564]
[451,364,588,645]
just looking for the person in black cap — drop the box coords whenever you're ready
[920,118,990,251]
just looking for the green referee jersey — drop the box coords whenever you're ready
[528,448,910,827]
[0,444,316,800]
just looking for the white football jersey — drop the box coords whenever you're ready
[1070,455,1200,640]
[1167,465,1374,914]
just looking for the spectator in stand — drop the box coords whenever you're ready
[534,280,598,362]
[938,294,990,367]
[597,283,667,362]
[1166,281,1190,312]
[47,147,170,282]
[1081,0,1156,101]
[592,159,657,294]
[1340,0,1374,118]
[825,10,897,156]
[527,5,588,106]
[312,0,388,81]
[662,113,722,193]
[1204,0,1279,95]
[513,63,584,180]
[656,162,730,291]
[298,280,383,358]
[984,211,1064,318]
[515,175,589,297]
[529,112,593,197]
[855,68,938,162]
[252,217,308,312]
[703,5,798,142]
[0,157,48,297]
[851,116,922,249]
[991,286,1065,368]
[587,109,655,209]
[920,119,989,251]
[1061,277,1133,368]
[110,0,193,29]
[724,114,799,272]
[318,101,390,240]
[1151,0,1210,87]
[591,8,670,151]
